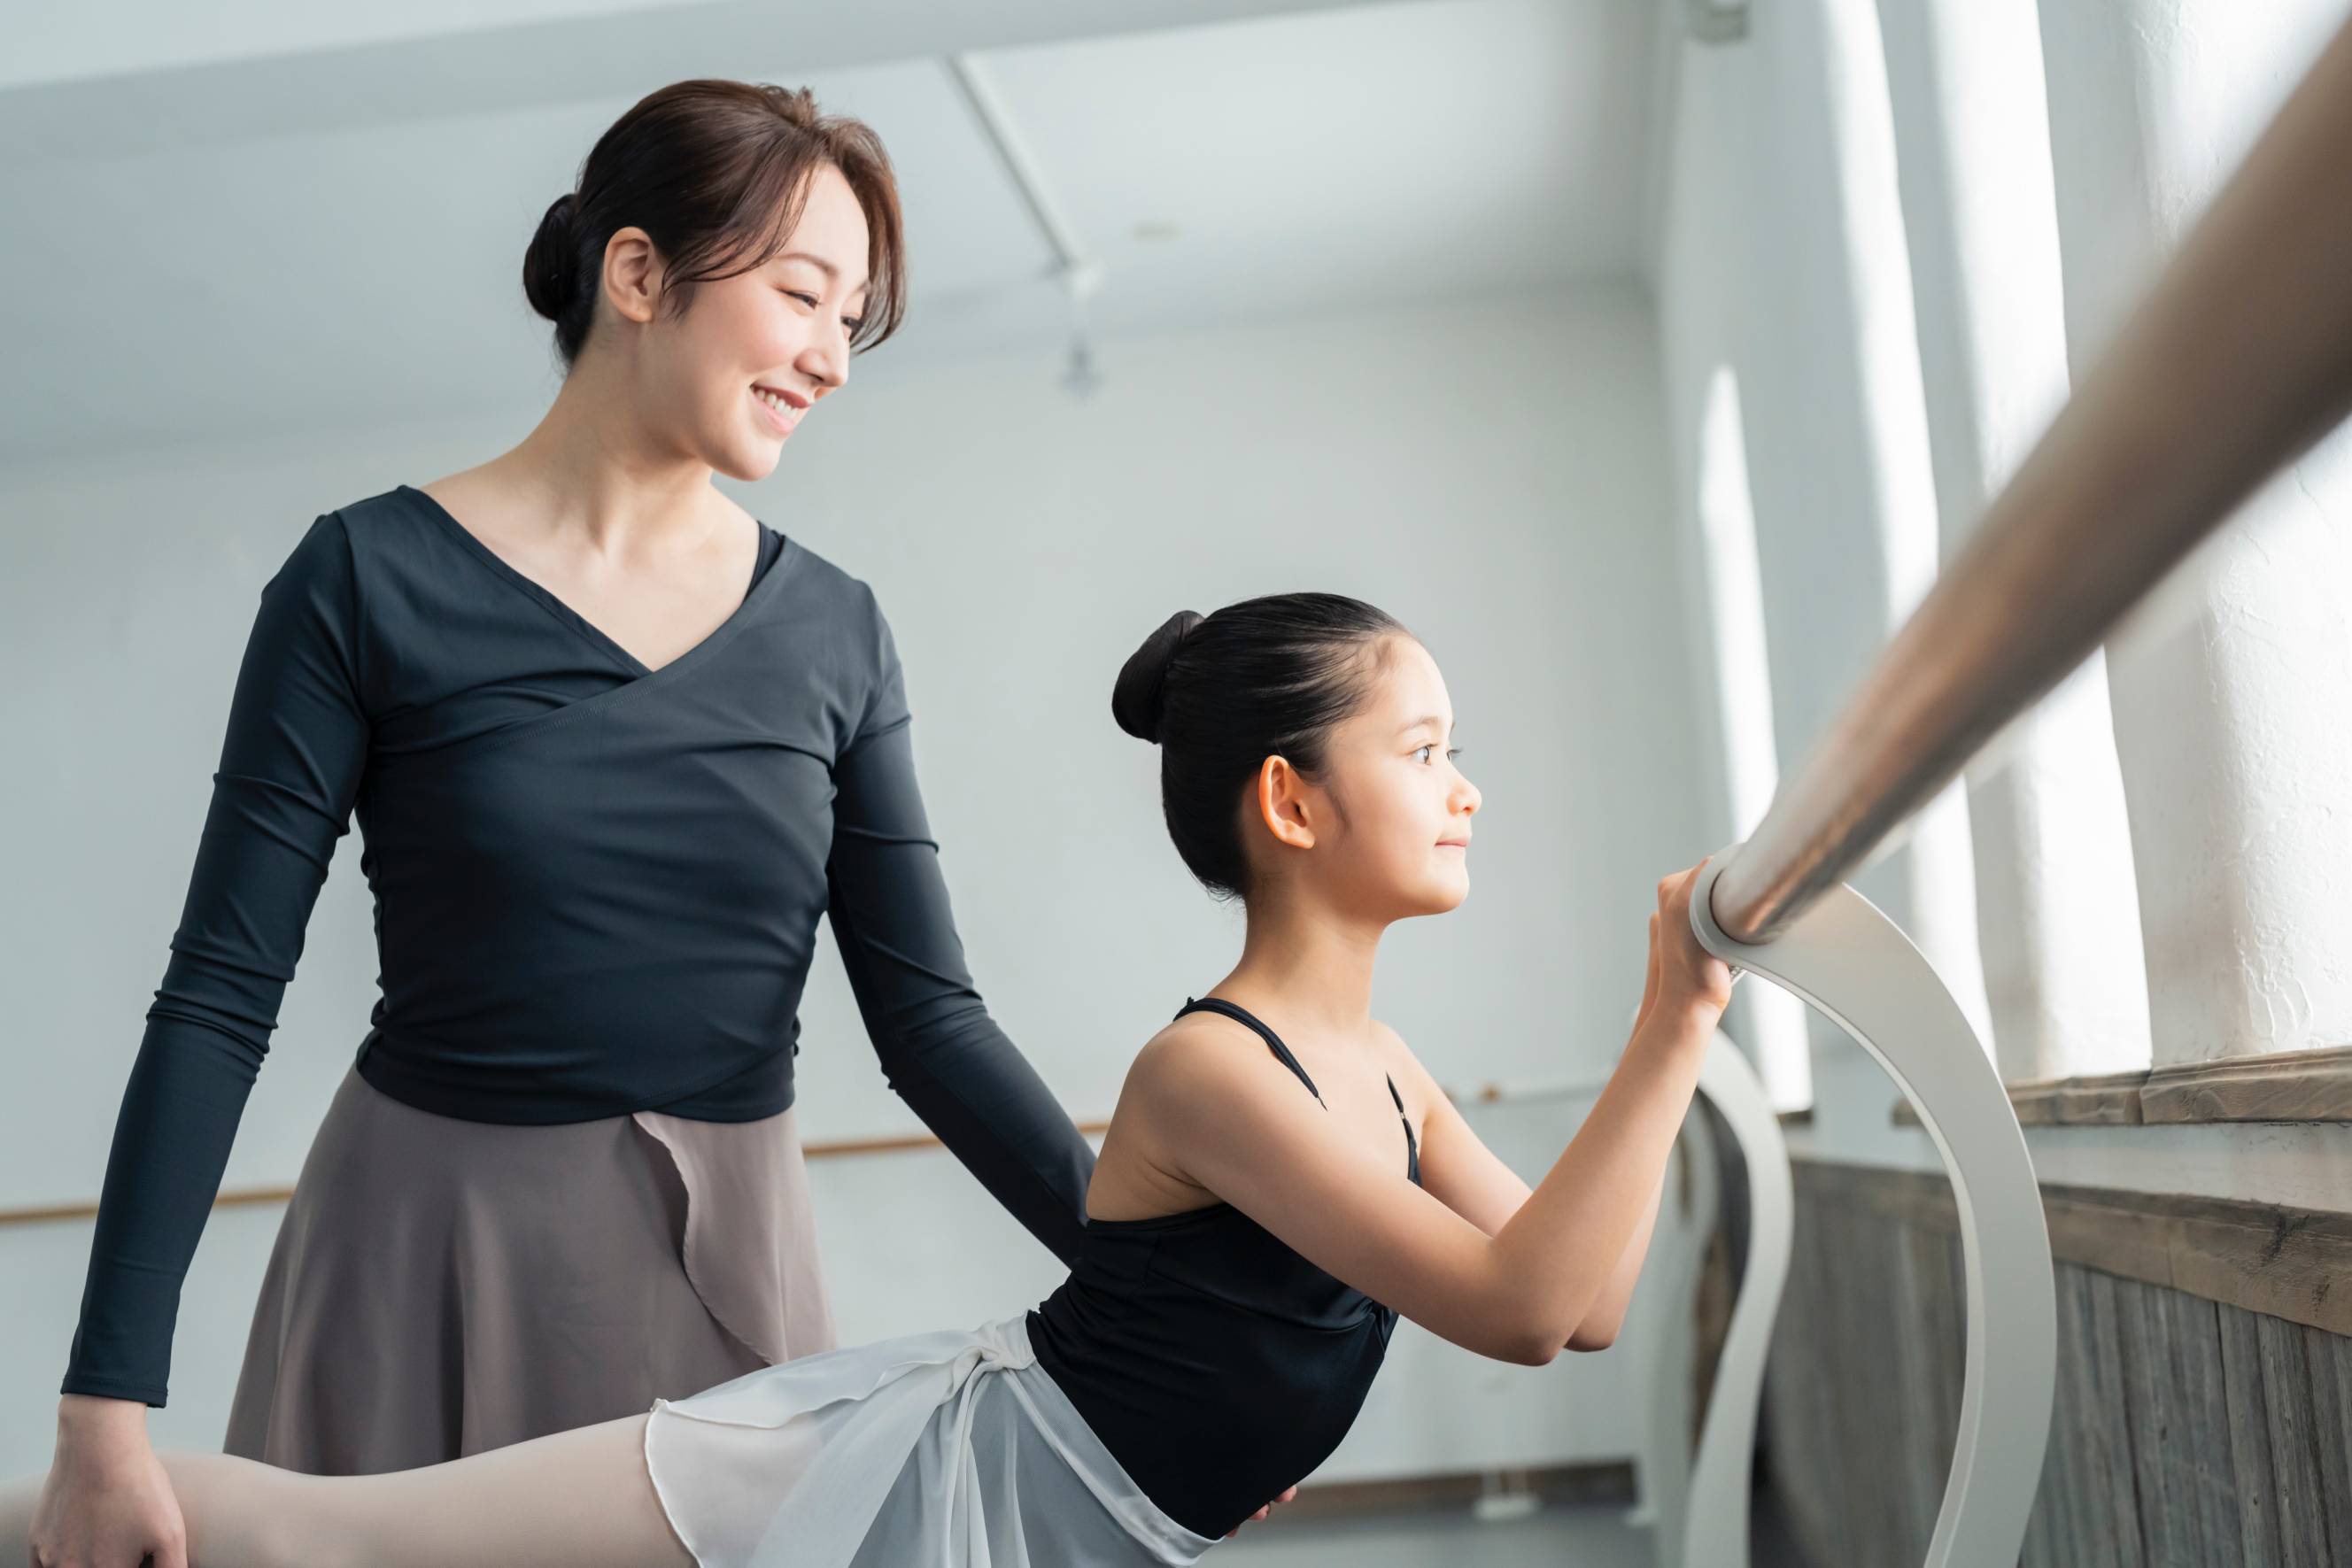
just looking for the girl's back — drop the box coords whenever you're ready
[1025,996,1421,1541]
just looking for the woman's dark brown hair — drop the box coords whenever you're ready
[522,80,907,369]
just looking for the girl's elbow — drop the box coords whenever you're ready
[1496,1310,1575,1365]
[1452,1310,1564,1366]
[1565,1321,1619,1353]
[1513,1321,1613,1363]
[1475,1330,1559,1366]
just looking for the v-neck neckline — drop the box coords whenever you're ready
[398,483,793,682]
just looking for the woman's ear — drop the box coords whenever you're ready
[600,226,662,328]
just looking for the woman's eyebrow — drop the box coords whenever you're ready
[775,251,870,290]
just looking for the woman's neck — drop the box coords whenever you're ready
[492,363,718,556]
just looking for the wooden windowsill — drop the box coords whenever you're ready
[1791,1155,2352,1337]
[1890,1042,2352,1128]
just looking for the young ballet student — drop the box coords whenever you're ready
[8,591,1733,1567]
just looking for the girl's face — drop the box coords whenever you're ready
[635,161,872,481]
[1269,636,1482,922]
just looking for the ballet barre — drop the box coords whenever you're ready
[1706,14,2352,951]
[1683,18,2352,1568]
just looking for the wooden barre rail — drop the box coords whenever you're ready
[0,1072,1613,1231]
[0,1121,1091,1231]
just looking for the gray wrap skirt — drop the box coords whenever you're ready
[221,1059,839,1472]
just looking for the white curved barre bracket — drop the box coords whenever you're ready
[1688,850,2055,1568]
[1677,1029,1796,1568]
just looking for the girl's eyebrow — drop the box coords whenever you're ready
[1396,715,1455,737]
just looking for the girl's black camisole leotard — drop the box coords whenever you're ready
[1025,994,1422,1541]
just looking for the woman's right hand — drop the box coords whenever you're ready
[1648,860,1736,1019]
[29,1396,189,1568]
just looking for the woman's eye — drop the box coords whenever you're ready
[843,318,864,336]
[1419,744,1461,763]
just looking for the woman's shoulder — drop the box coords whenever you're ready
[292,485,441,580]
[782,535,869,602]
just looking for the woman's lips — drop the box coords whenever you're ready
[751,387,801,435]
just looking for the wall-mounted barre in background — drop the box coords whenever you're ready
[0,1073,1614,1231]
[1706,13,2352,948]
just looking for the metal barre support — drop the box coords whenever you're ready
[1677,1029,1794,1568]
[1690,850,2055,1566]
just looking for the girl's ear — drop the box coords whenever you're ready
[1255,755,1317,851]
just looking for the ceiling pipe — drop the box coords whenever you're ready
[945,52,1104,396]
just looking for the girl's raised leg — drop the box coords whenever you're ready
[6,1412,697,1568]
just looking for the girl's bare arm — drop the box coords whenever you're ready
[1142,864,1730,1365]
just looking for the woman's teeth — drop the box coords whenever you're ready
[753,387,800,431]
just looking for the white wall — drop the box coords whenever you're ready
[2038,0,2352,1071]
[1649,1,2352,1199]
[1652,0,1989,1155]
[1873,0,2151,1087]
[0,284,1714,1477]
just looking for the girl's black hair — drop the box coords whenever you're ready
[522,80,908,370]
[1111,593,1409,901]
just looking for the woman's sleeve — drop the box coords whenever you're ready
[59,513,372,1407]
[822,589,1096,1267]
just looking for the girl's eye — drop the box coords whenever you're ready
[1417,745,1464,764]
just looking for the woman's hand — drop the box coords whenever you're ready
[1225,1484,1300,1535]
[1650,860,1735,1018]
[29,1396,189,1568]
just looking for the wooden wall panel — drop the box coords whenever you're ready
[1750,1160,2351,1567]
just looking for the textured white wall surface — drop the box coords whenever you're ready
[2040,0,2352,1069]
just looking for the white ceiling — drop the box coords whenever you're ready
[2,0,1661,466]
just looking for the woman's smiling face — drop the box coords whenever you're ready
[632,160,873,481]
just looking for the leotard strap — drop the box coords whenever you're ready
[1176,996,1419,1178]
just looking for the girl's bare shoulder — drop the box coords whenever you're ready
[1127,1008,1273,1097]
[1367,1016,1443,1118]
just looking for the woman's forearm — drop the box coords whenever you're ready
[824,712,1097,1264]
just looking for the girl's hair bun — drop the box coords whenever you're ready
[1110,610,1204,743]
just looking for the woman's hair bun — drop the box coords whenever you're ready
[1111,610,1204,743]
[522,191,584,323]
